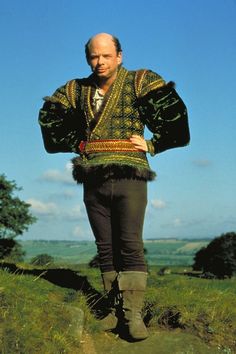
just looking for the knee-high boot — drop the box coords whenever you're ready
[118,271,148,340]
[99,271,119,331]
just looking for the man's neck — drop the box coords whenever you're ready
[95,71,118,94]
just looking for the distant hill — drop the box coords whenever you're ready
[144,238,210,265]
[20,239,210,266]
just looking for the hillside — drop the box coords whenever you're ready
[0,262,235,353]
[20,239,210,266]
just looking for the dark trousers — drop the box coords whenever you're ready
[83,178,147,273]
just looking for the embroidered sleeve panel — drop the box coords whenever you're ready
[43,85,70,108]
[137,82,190,155]
[43,80,79,109]
[39,79,86,154]
[135,70,166,98]
[65,80,78,109]
[134,69,148,97]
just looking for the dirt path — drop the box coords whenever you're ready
[80,332,98,354]
[80,329,221,354]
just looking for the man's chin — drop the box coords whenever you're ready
[96,72,107,77]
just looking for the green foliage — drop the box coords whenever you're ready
[193,232,236,278]
[0,238,25,262]
[30,253,55,266]
[0,174,37,239]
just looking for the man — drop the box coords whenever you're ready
[38,33,190,340]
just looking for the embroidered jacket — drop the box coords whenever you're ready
[38,67,190,183]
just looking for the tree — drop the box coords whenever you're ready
[0,174,37,239]
[0,174,37,260]
[193,232,236,278]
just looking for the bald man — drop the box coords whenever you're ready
[38,32,190,341]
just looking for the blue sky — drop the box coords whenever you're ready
[1,0,236,241]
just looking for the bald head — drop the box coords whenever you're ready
[85,33,122,62]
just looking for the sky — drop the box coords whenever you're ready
[0,0,236,241]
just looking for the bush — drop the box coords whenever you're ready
[30,254,54,266]
[193,232,236,278]
[0,239,25,262]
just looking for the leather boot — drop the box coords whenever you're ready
[118,271,148,340]
[99,271,119,331]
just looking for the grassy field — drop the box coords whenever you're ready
[0,261,235,353]
[20,239,210,266]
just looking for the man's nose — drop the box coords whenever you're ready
[97,56,104,65]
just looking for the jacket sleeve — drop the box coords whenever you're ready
[137,77,190,155]
[38,81,84,154]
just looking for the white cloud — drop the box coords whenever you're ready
[150,199,166,209]
[40,163,74,185]
[65,161,73,171]
[27,198,58,216]
[67,204,86,220]
[161,217,183,228]
[51,189,77,200]
[193,159,212,167]
[28,197,86,222]
[173,218,182,227]
[73,225,85,238]
[41,169,73,184]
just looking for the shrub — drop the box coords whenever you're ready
[0,239,25,262]
[193,232,236,278]
[30,254,54,266]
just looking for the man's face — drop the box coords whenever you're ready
[87,35,122,82]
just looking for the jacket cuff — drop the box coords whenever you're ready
[146,140,156,156]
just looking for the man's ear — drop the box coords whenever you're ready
[117,51,122,65]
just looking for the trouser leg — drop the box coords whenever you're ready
[83,178,147,272]
[112,179,147,272]
[83,181,114,272]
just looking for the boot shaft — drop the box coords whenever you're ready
[101,271,118,291]
[117,271,147,315]
[117,271,147,291]
[117,271,148,340]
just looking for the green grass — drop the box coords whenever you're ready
[145,267,236,352]
[1,263,235,353]
[0,266,99,354]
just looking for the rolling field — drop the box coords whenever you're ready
[20,239,210,266]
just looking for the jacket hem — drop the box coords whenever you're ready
[71,157,156,184]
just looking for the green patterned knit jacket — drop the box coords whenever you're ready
[38,67,190,183]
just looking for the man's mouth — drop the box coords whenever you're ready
[96,68,106,73]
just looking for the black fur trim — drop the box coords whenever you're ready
[71,157,156,184]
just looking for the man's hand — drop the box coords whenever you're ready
[129,135,148,152]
